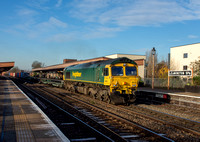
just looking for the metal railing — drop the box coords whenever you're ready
[143,78,192,89]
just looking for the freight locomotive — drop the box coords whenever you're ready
[63,57,139,104]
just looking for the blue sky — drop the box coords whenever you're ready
[1,0,200,70]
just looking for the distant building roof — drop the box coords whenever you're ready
[171,42,200,48]
[105,54,146,60]
[0,62,15,73]
[32,57,109,72]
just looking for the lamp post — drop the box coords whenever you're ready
[152,47,156,89]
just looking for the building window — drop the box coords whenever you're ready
[183,53,188,58]
[183,65,187,70]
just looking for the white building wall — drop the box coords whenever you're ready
[106,54,146,60]
[170,43,200,71]
[138,65,144,79]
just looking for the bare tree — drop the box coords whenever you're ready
[145,50,158,78]
[190,56,200,76]
[32,61,45,69]
[8,66,20,73]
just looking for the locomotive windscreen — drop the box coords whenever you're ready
[126,67,137,76]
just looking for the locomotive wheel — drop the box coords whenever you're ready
[96,92,102,101]
[106,96,111,104]
[88,91,93,98]
[104,93,111,103]
[88,91,96,99]
[70,86,75,93]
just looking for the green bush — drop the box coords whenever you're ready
[193,76,200,85]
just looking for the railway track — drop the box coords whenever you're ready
[13,78,200,141]
[74,95,200,141]
[14,80,172,142]
[119,105,200,135]
[14,81,125,142]
[38,84,200,141]
[37,87,172,141]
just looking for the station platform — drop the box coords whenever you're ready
[138,87,200,105]
[0,76,69,142]
[138,87,200,97]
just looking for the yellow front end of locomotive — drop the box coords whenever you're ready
[110,76,139,94]
[104,63,139,95]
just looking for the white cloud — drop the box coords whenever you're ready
[69,0,109,22]
[26,0,50,10]
[5,0,200,42]
[49,17,67,28]
[188,35,198,39]
[55,0,62,7]
[37,17,67,29]
[17,8,38,16]
[69,0,200,26]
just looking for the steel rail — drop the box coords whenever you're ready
[16,83,118,142]
[39,86,173,142]
[19,83,126,142]
[118,105,200,136]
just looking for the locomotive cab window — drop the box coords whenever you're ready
[103,68,109,76]
[112,66,123,76]
[126,66,137,76]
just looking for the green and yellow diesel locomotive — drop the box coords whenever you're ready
[63,57,139,104]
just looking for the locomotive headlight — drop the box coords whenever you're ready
[123,82,127,85]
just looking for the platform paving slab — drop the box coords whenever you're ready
[0,78,69,142]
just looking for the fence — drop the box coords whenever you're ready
[143,77,192,89]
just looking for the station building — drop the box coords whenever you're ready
[170,43,200,74]
[106,54,146,79]
[32,54,146,80]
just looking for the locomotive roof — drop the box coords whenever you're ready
[65,57,137,70]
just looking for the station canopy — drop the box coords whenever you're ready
[0,62,15,73]
[32,57,110,72]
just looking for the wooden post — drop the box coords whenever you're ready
[152,54,154,89]
[168,69,170,90]
[191,68,194,85]
[151,47,156,89]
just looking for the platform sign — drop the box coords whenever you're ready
[169,70,192,76]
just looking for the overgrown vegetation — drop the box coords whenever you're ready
[190,56,200,85]
[156,61,168,78]
[32,61,45,69]
[8,66,20,73]
[193,76,200,85]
